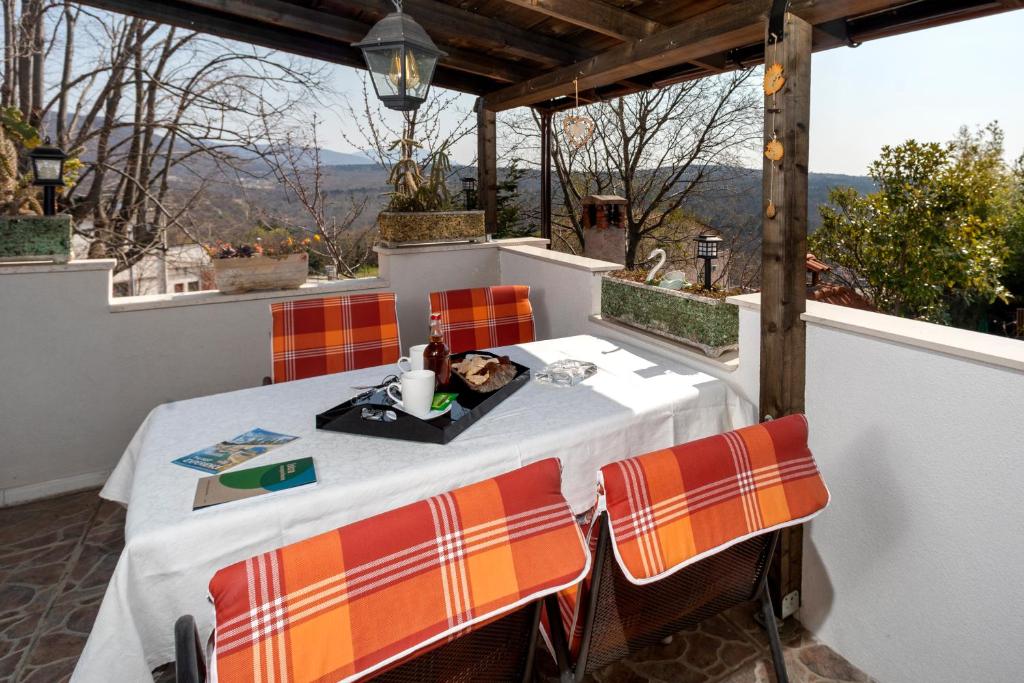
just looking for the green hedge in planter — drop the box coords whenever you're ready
[601,277,738,354]
[0,215,72,263]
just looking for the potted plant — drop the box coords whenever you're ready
[208,231,315,294]
[376,131,485,246]
[601,270,739,358]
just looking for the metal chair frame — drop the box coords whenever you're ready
[546,512,790,683]
[174,601,542,683]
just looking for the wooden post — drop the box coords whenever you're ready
[760,12,812,618]
[477,102,498,235]
[539,109,553,243]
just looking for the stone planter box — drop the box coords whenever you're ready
[601,276,738,357]
[0,215,73,263]
[212,253,308,294]
[378,210,486,247]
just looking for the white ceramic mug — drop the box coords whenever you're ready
[397,344,428,373]
[385,370,435,418]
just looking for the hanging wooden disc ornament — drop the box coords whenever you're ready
[562,77,596,150]
[764,139,784,161]
[765,200,777,218]
[763,63,785,96]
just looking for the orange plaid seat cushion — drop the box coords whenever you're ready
[208,459,590,683]
[601,414,829,584]
[428,285,535,354]
[271,293,400,382]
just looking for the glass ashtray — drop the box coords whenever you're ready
[535,359,597,387]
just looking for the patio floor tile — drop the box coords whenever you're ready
[0,489,874,683]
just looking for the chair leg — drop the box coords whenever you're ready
[174,615,207,683]
[759,587,790,683]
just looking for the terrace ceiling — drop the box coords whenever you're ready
[76,0,1019,111]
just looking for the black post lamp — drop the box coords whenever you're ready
[29,139,67,216]
[354,0,446,112]
[695,232,723,290]
[461,176,477,210]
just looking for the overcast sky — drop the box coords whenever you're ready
[318,10,1024,176]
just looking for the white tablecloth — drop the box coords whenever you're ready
[74,334,753,682]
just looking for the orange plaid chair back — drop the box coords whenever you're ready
[271,293,400,382]
[601,414,829,584]
[428,285,535,354]
[545,416,829,662]
[209,459,590,683]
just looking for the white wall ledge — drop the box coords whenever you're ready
[0,258,115,275]
[726,293,1024,373]
[109,277,389,313]
[375,236,548,256]
[500,245,622,273]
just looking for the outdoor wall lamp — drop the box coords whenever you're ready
[695,232,723,290]
[29,139,67,216]
[354,0,446,112]
[461,176,477,210]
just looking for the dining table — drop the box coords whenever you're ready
[72,333,753,682]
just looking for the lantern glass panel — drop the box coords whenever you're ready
[364,48,402,98]
[35,158,63,182]
[408,48,436,100]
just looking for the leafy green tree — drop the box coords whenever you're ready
[811,125,1010,326]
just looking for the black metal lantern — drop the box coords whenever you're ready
[29,140,68,216]
[695,232,723,290]
[461,176,477,210]
[354,1,446,112]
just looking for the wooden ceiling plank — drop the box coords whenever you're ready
[500,0,664,40]
[174,0,532,82]
[74,0,493,94]
[317,0,589,67]
[484,0,951,111]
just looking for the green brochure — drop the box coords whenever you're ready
[192,457,317,510]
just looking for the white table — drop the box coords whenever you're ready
[74,334,753,682]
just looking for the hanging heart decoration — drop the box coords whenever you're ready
[563,114,596,150]
[764,139,784,161]
[763,63,785,96]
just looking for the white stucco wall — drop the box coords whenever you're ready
[729,294,1024,683]
[498,245,620,340]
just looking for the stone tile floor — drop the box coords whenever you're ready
[0,490,873,683]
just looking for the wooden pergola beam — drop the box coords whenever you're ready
[760,11,812,617]
[483,0,767,111]
[173,0,534,83]
[500,0,663,41]
[483,0,927,111]
[77,0,499,93]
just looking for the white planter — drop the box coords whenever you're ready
[212,253,308,294]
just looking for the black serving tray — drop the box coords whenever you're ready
[315,351,530,444]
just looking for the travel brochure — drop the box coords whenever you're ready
[193,457,317,510]
[172,428,298,474]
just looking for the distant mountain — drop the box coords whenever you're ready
[319,149,375,166]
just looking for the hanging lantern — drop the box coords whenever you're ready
[354,1,446,112]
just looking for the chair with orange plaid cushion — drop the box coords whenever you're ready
[270,293,401,382]
[174,458,590,683]
[546,415,830,683]
[428,285,535,354]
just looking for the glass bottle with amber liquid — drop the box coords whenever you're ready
[423,312,451,389]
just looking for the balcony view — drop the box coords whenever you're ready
[1,1,1022,682]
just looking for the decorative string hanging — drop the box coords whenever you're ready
[763,32,786,219]
[562,78,596,150]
